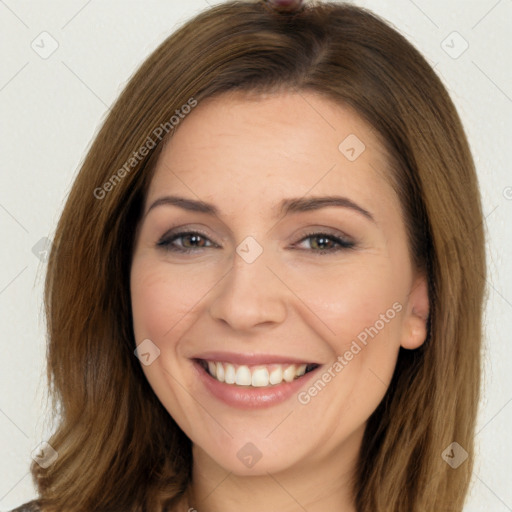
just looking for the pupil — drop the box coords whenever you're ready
[315,236,329,249]
[186,234,202,247]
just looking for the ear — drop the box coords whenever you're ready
[400,272,430,350]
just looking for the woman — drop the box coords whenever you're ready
[12,0,486,510]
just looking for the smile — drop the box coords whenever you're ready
[198,359,319,388]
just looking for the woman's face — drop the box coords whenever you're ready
[130,90,429,476]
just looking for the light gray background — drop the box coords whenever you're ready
[1,1,511,510]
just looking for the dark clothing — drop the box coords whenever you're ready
[8,501,41,512]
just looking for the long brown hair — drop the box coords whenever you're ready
[32,1,486,511]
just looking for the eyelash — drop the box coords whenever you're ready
[156,230,355,255]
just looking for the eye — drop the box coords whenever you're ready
[156,231,217,253]
[293,231,355,254]
[156,229,355,255]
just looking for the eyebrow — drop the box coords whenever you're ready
[145,195,375,222]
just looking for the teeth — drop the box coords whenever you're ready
[252,368,269,387]
[283,365,296,382]
[203,361,314,387]
[269,366,283,385]
[216,362,225,382]
[296,364,307,377]
[225,363,236,384]
[235,366,252,386]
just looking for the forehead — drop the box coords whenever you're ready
[146,90,395,217]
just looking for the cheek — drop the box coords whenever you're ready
[290,261,404,428]
[286,258,405,413]
[130,261,209,342]
[287,258,404,350]
[129,261,204,428]
[131,273,175,342]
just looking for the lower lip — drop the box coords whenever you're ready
[192,360,321,409]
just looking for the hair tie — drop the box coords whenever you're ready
[264,0,304,13]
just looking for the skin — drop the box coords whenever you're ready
[130,90,429,512]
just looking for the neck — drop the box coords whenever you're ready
[179,427,363,512]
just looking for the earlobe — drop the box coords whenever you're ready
[400,273,430,350]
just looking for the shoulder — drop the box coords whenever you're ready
[8,501,41,512]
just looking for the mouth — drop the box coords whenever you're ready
[196,359,320,388]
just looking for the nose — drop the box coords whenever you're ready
[208,246,288,331]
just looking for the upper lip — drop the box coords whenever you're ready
[191,351,319,366]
